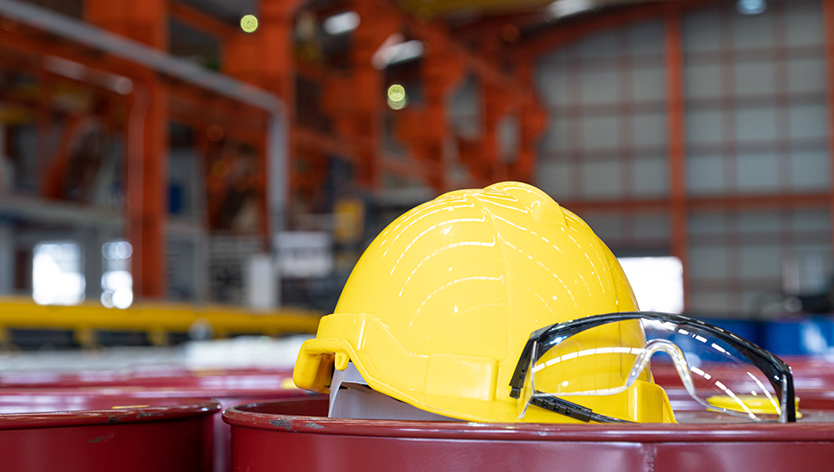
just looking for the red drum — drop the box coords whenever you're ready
[0,393,219,472]
[225,395,834,472]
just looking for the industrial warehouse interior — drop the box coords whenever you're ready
[1,0,834,470]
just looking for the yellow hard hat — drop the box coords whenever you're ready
[294,182,675,423]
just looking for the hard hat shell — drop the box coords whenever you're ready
[294,182,675,423]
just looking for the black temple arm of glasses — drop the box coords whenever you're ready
[530,395,634,424]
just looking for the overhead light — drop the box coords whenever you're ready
[387,84,407,110]
[323,11,360,35]
[371,34,424,70]
[736,0,766,15]
[547,0,595,20]
[240,14,258,33]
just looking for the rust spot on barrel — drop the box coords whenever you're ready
[269,418,292,430]
[88,434,114,444]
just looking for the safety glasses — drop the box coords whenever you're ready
[509,312,796,423]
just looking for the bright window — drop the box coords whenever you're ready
[101,241,133,309]
[32,242,85,305]
[618,256,684,314]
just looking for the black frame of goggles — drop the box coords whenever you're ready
[509,311,796,423]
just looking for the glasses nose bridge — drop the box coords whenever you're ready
[626,338,697,394]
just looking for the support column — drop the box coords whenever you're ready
[80,225,102,303]
[350,0,397,190]
[0,223,12,296]
[412,37,465,192]
[225,0,298,247]
[85,0,169,299]
[665,8,689,310]
[823,0,834,252]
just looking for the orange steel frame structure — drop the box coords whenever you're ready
[0,0,544,300]
[3,0,833,311]
[0,0,275,299]
[172,0,548,227]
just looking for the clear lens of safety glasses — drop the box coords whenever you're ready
[509,312,796,423]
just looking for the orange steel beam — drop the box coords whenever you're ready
[558,193,831,215]
[824,0,834,253]
[520,0,724,58]
[168,1,237,40]
[84,0,168,48]
[86,0,169,299]
[665,7,690,310]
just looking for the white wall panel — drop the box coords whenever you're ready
[632,112,667,147]
[734,61,776,96]
[737,152,779,193]
[537,161,573,199]
[687,154,725,194]
[792,243,832,260]
[583,213,622,241]
[580,67,619,104]
[685,63,722,99]
[791,209,831,232]
[785,0,824,46]
[790,150,830,190]
[732,10,774,50]
[633,213,670,240]
[788,104,828,139]
[736,107,777,142]
[581,160,621,198]
[578,31,619,59]
[739,244,782,278]
[686,109,722,143]
[632,157,668,197]
[689,212,728,235]
[689,246,729,280]
[628,21,664,55]
[535,64,569,106]
[787,58,825,93]
[683,8,721,52]
[632,67,666,101]
[737,211,780,233]
[581,115,619,148]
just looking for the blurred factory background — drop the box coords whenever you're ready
[0,0,832,353]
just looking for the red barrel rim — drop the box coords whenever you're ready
[223,396,834,443]
[0,398,221,430]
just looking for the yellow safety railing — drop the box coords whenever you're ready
[0,297,323,347]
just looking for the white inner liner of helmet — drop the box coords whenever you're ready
[329,362,459,421]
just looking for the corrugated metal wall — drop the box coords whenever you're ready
[534,0,832,316]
